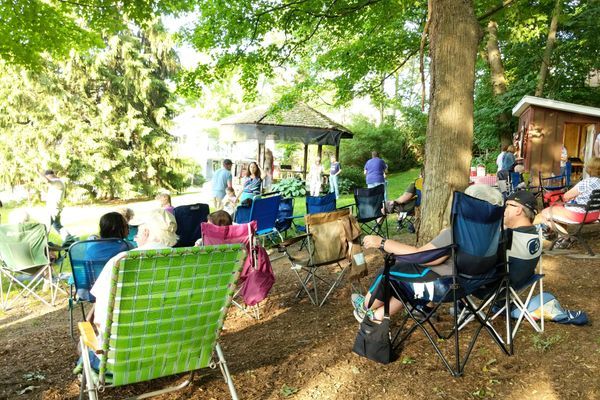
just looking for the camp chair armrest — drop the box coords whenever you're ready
[78,321,101,353]
[48,243,67,251]
[278,234,311,250]
[392,245,454,265]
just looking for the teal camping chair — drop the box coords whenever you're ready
[0,222,64,310]
[78,245,245,400]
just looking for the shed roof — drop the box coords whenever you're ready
[512,95,600,118]
[220,103,353,146]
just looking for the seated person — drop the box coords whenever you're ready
[352,184,507,323]
[74,209,178,372]
[156,192,175,214]
[84,210,178,362]
[385,168,423,214]
[77,212,136,300]
[222,187,238,216]
[537,157,600,246]
[194,210,233,246]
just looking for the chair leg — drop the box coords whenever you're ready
[80,338,99,400]
[215,343,239,400]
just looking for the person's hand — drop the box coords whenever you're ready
[363,235,383,249]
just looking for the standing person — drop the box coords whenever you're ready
[308,157,323,197]
[501,145,516,172]
[329,155,342,199]
[496,145,508,172]
[263,148,274,191]
[364,151,388,199]
[40,169,75,243]
[211,159,233,210]
[240,162,262,202]
[560,145,568,176]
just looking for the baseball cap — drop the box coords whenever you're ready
[506,191,538,215]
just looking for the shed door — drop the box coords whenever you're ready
[584,125,597,179]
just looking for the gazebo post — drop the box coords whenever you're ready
[303,144,309,180]
[317,145,322,160]
[335,145,340,161]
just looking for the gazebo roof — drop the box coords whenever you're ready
[220,103,353,146]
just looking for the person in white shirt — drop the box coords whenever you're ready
[88,208,178,347]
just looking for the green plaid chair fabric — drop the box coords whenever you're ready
[0,222,62,310]
[79,245,245,400]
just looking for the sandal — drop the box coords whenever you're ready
[554,237,574,249]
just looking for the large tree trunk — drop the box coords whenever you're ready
[419,0,481,243]
[535,0,561,97]
[486,20,512,144]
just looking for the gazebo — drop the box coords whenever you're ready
[220,102,353,179]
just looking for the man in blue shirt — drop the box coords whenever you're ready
[212,159,233,210]
[364,151,388,199]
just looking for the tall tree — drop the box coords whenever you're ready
[419,0,481,241]
[535,0,562,96]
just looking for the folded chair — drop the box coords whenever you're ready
[202,221,263,319]
[0,222,64,310]
[354,185,388,238]
[67,239,134,338]
[78,245,245,400]
[235,194,283,246]
[174,203,210,247]
[278,208,360,306]
[375,192,511,376]
[547,189,600,256]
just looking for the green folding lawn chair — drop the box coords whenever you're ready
[0,222,64,310]
[78,245,245,400]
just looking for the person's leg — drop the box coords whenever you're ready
[50,211,63,234]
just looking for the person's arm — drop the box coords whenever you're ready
[362,235,449,265]
[335,166,342,176]
[563,185,580,202]
[38,171,50,182]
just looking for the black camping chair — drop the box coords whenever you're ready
[354,185,388,238]
[173,203,210,247]
[372,191,511,376]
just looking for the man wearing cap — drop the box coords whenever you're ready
[88,209,179,346]
[503,191,543,288]
[212,159,233,210]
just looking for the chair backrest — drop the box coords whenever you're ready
[249,194,282,234]
[509,172,521,191]
[564,161,572,187]
[414,177,423,207]
[201,221,256,246]
[275,197,295,232]
[173,203,210,247]
[68,239,132,299]
[305,208,351,265]
[354,185,385,221]
[100,245,244,386]
[538,171,565,191]
[451,192,504,276]
[0,223,49,272]
[306,193,336,214]
[585,189,600,214]
[506,228,542,287]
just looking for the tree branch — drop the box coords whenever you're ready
[420,0,431,111]
[477,0,517,21]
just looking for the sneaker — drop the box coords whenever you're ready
[554,237,574,249]
[351,294,374,323]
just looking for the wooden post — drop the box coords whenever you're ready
[335,145,340,161]
[317,144,323,160]
[303,144,309,180]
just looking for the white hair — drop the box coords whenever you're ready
[464,184,504,206]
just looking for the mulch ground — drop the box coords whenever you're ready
[1,233,599,400]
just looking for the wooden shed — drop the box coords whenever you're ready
[512,96,600,183]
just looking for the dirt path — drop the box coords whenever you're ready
[1,237,599,400]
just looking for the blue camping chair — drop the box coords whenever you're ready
[68,239,134,338]
[174,203,210,247]
[292,193,339,235]
[235,194,283,245]
[354,185,388,238]
[369,191,510,376]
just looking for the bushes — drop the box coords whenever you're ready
[272,177,307,198]
[340,113,424,173]
[340,166,364,188]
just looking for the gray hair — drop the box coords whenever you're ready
[464,184,504,207]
